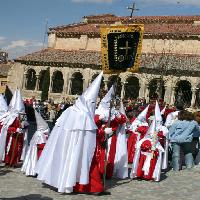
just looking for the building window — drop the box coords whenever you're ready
[26,69,36,90]
[71,72,83,95]
[52,71,64,93]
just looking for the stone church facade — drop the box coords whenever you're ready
[8,14,200,107]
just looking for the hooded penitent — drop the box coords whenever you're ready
[35,71,103,193]
[21,110,49,176]
[129,105,149,132]
[0,89,22,162]
[114,101,128,179]
[95,85,115,120]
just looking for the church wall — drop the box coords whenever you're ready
[53,35,200,54]
[142,39,200,55]
[7,62,24,93]
[48,33,57,48]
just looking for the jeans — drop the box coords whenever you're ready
[171,142,194,171]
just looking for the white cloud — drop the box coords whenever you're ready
[5,40,43,50]
[2,39,43,59]
[71,0,113,3]
[141,0,200,6]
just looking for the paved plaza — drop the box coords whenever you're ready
[0,165,200,200]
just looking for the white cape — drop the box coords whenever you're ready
[113,123,128,179]
[21,129,48,176]
[35,107,96,193]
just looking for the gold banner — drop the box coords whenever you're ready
[100,24,144,74]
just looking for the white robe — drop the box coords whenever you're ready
[113,123,128,179]
[35,106,97,193]
[21,129,48,176]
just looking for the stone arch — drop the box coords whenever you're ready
[175,80,192,107]
[107,75,122,97]
[38,70,47,91]
[71,72,83,95]
[51,70,64,93]
[25,68,37,90]
[124,76,140,99]
[148,78,165,100]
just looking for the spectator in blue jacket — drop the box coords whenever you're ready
[169,110,199,171]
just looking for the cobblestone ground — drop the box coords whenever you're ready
[0,165,200,200]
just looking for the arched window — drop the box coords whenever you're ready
[26,69,36,90]
[52,71,64,93]
[107,75,122,97]
[148,78,165,100]
[71,72,83,95]
[38,70,46,91]
[175,80,192,107]
[124,76,140,99]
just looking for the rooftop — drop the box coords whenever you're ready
[49,14,200,38]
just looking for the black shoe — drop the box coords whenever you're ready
[91,191,111,196]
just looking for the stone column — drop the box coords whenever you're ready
[83,77,90,92]
[170,87,176,105]
[62,71,68,96]
[35,75,39,91]
[67,78,72,95]
[23,73,27,89]
[120,82,125,99]
[139,82,145,98]
[191,87,197,107]
[144,84,149,103]
[164,84,171,104]
[49,71,53,93]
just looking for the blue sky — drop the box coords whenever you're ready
[0,0,200,59]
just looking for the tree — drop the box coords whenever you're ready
[41,67,50,101]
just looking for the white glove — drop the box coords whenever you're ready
[99,113,105,120]
[104,127,113,135]
[16,128,23,133]
[99,114,108,122]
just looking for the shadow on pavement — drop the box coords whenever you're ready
[1,194,53,200]
[0,169,12,176]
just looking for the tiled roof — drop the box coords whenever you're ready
[83,14,200,24]
[49,23,200,37]
[49,15,200,38]
[15,48,102,68]
[0,63,11,76]
[14,48,200,75]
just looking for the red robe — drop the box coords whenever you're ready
[74,113,126,193]
[4,118,24,167]
[127,126,149,164]
[136,140,159,181]
[74,114,106,193]
[106,114,126,179]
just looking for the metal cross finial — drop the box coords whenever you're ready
[127,2,139,18]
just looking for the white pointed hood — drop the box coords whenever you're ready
[95,85,114,115]
[56,71,103,131]
[137,105,149,122]
[119,101,126,116]
[35,109,49,132]
[0,94,8,113]
[161,106,166,115]
[155,100,162,124]
[75,71,103,117]
[14,89,25,113]
[146,117,156,138]
[9,89,17,110]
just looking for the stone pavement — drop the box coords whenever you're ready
[0,165,200,200]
